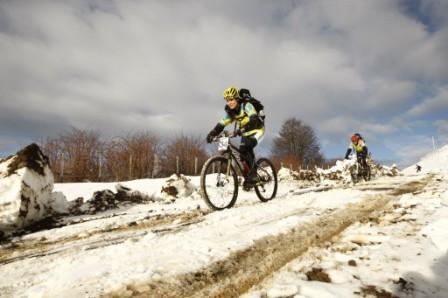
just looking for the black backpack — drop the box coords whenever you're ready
[239,88,265,120]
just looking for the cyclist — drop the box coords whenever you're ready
[416,164,422,173]
[345,133,368,170]
[206,86,265,185]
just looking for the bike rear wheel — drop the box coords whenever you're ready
[254,158,278,202]
[363,165,371,181]
[200,156,238,210]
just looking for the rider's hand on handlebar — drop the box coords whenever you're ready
[206,133,215,143]
[236,127,246,136]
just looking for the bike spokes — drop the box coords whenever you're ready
[350,162,371,184]
[200,156,238,210]
[254,158,277,202]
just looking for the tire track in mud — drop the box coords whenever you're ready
[0,183,327,265]
[0,210,208,265]
[0,184,337,265]
[0,178,410,266]
[106,177,432,298]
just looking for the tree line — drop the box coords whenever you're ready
[38,117,325,182]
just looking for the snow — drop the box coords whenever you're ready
[0,155,55,232]
[403,143,448,174]
[0,147,448,297]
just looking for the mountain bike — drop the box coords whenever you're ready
[349,156,371,184]
[200,131,278,210]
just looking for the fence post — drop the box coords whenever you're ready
[129,155,133,180]
[60,158,64,182]
[280,162,284,169]
[98,156,102,181]
[176,156,179,174]
[194,157,198,175]
[152,153,160,178]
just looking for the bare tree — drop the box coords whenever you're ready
[103,137,129,181]
[160,134,209,176]
[271,118,324,168]
[39,128,102,182]
[103,132,160,181]
[39,137,64,181]
[60,128,103,182]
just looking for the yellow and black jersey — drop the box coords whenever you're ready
[219,102,264,136]
[348,139,367,153]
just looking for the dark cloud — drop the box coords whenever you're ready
[0,0,447,165]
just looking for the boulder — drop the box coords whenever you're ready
[67,184,155,215]
[160,174,196,202]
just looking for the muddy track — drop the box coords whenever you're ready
[0,210,207,265]
[0,176,414,267]
[105,177,432,298]
[0,183,325,265]
[0,179,408,266]
[0,184,337,264]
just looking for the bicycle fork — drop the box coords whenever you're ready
[226,157,232,176]
[214,157,233,187]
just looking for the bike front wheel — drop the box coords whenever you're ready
[200,156,238,210]
[254,158,278,202]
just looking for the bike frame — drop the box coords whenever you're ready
[219,138,246,178]
[201,130,277,209]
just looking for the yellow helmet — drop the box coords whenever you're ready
[223,86,239,100]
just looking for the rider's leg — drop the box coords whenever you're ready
[240,131,264,184]
[357,152,368,173]
[239,136,257,174]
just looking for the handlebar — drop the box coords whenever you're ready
[212,130,238,142]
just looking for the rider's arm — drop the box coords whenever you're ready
[207,110,233,142]
[219,111,234,127]
[208,110,233,137]
[210,123,224,136]
[344,148,352,159]
[243,102,262,130]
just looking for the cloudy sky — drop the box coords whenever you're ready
[1,0,447,166]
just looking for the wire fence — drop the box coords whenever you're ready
[53,155,204,183]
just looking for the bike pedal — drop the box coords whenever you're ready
[243,186,252,191]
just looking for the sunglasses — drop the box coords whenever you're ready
[225,97,236,102]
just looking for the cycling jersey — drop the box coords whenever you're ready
[220,102,264,137]
[348,139,367,153]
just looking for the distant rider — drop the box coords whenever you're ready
[345,133,368,170]
[206,86,265,185]
[416,164,422,173]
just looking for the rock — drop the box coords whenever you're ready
[161,186,178,197]
[64,185,155,215]
[160,174,196,202]
[305,267,332,283]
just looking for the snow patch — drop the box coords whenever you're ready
[0,144,55,234]
[403,143,448,174]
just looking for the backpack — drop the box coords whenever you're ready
[239,88,265,121]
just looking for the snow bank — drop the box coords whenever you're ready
[278,157,399,186]
[403,144,448,175]
[0,144,56,234]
